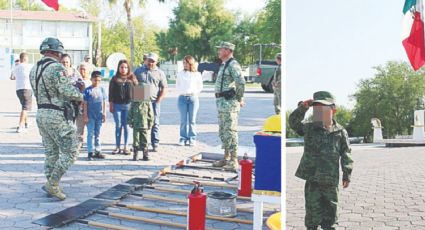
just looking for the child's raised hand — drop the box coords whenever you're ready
[342,180,350,188]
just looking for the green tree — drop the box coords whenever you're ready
[79,0,102,66]
[108,0,164,67]
[156,0,234,62]
[286,110,300,138]
[101,17,160,68]
[0,0,44,10]
[351,61,425,140]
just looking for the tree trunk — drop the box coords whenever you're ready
[124,0,135,67]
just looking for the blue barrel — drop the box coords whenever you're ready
[109,69,115,78]
[100,69,105,77]
[253,135,281,194]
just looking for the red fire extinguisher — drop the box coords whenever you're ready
[187,181,206,230]
[238,153,253,197]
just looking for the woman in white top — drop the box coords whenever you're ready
[176,55,203,146]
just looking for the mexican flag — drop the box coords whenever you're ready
[402,0,425,71]
[41,0,59,11]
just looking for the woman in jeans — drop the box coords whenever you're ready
[176,55,203,146]
[109,59,138,154]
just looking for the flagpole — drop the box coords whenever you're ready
[9,0,13,57]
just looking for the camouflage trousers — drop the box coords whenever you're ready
[304,180,338,229]
[273,88,281,114]
[133,128,150,150]
[218,111,239,152]
[37,110,79,183]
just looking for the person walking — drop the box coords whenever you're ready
[211,42,246,171]
[10,52,33,133]
[176,55,203,146]
[133,52,167,152]
[30,37,83,200]
[109,59,138,155]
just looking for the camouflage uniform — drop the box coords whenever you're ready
[30,55,83,200]
[289,92,353,230]
[272,64,281,114]
[213,42,246,170]
[128,99,154,161]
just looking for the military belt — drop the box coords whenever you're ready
[38,103,64,111]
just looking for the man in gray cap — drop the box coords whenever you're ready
[271,53,281,114]
[134,52,167,152]
[212,41,246,171]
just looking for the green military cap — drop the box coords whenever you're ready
[312,91,335,106]
[215,41,235,51]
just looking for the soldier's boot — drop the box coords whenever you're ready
[223,151,239,171]
[45,181,66,201]
[133,148,139,161]
[212,149,230,167]
[142,148,149,161]
[42,181,64,197]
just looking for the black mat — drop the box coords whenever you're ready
[126,177,151,185]
[33,199,113,228]
[94,184,136,200]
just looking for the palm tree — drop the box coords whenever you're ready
[108,0,164,67]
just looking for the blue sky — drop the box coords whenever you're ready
[286,1,408,110]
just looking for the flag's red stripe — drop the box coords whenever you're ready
[403,12,425,71]
[41,0,59,11]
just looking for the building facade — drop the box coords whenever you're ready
[0,10,96,66]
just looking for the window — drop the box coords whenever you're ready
[25,21,42,36]
[42,22,56,36]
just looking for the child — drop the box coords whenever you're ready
[128,83,154,161]
[289,91,353,230]
[83,71,107,160]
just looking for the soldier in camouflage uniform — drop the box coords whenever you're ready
[272,53,281,114]
[128,86,154,161]
[212,42,246,171]
[289,91,353,230]
[30,37,83,200]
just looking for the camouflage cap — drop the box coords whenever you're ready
[215,41,235,51]
[312,91,335,106]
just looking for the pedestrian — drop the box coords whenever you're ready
[83,71,107,161]
[176,55,203,146]
[78,54,97,74]
[109,59,138,155]
[60,53,82,83]
[272,53,281,114]
[10,52,33,133]
[211,42,246,171]
[133,52,167,152]
[128,79,155,161]
[30,37,82,200]
[289,91,353,230]
[75,62,92,149]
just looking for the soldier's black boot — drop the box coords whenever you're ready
[133,148,139,161]
[142,148,149,161]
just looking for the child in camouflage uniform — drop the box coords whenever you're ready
[289,91,353,230]
[128,83,154,161]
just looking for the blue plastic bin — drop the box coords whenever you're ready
[253,134,281,193]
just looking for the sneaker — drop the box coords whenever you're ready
[189,140,196,146]
[16,126,27,133]
[25,123,28,129]
[112,148,120,155]
[122,148,131,155]
[178,139,185,146]
[94,152,105,159]
[152,145,158,152]
[88,152,94,161]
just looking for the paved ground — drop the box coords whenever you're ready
[0,79,275,229]
[287,144,425,230]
